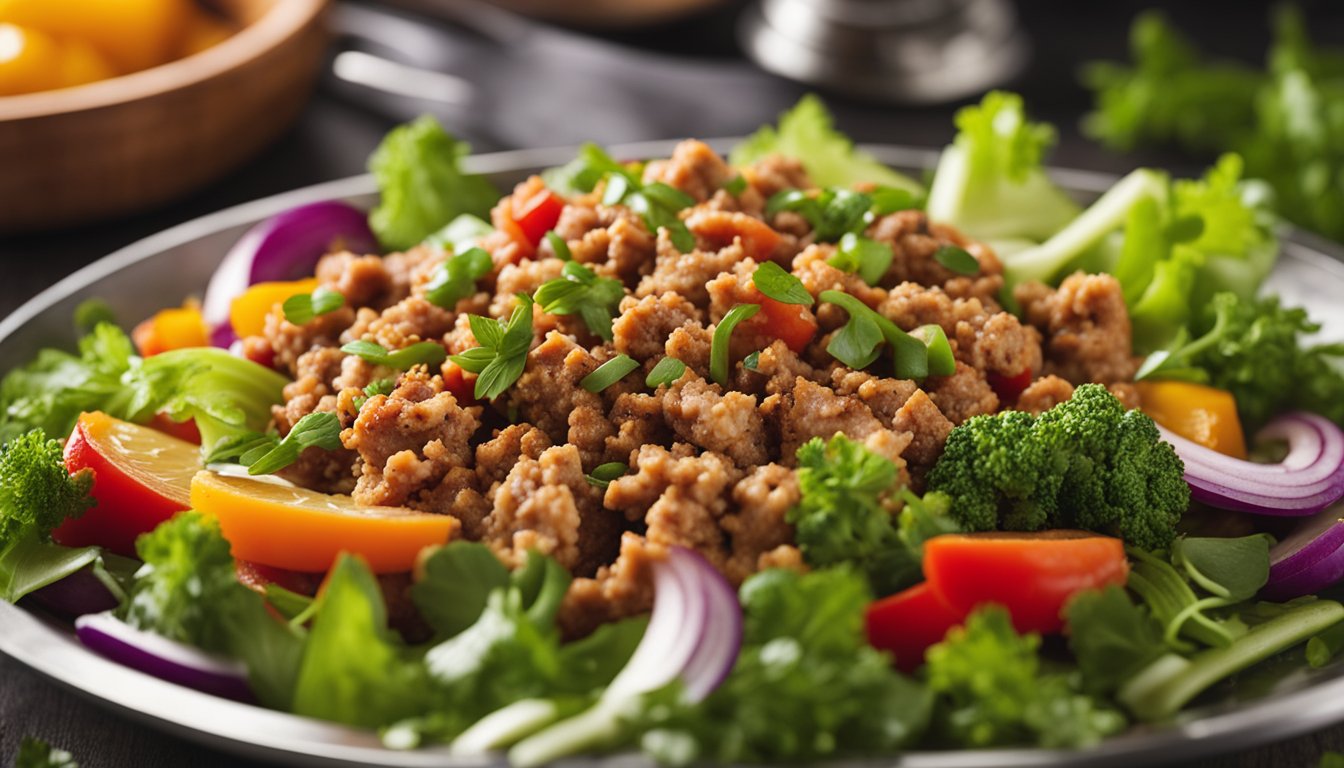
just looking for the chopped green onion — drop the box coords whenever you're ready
[353,377,397,411]
[283,286,346,325]
[449,295,535,400]
[424,213,494,253]
[645,357,687,388]
[246,412,343,475]
[911,324,956,377]
[640,182,696,212]
[870,186,924,216]
[724,175,747,196]
[602,174,632,207]
[581,354,640,393]
[743,351,761,371]
[831,233,894,286]
[819,290,928,379]
[533,261,625,341]
[752,262,813,306]
[932,245,980,276]
[544,231,573,261]
[341,340,447,370]
[585,461,629,490]
[766,189,815,218]
[426,246,494,309]
[710,304,761,386]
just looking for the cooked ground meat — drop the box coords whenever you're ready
[253,141,1144,635]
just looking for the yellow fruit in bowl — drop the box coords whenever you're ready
[0,23,62,96]
[0,0,189,73]
[58,38,118,88]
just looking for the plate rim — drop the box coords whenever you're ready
[4,139,1344,768]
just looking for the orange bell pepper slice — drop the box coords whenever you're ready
[228,278,320,339]
[1136,380,1247,459]
[132,302,209,357]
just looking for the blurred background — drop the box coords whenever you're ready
[4,0,1344,765]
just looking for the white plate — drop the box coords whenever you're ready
[3,142,1344,768]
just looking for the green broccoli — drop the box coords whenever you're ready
[927,384,1188,550]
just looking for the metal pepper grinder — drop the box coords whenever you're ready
[738,0,1028,103]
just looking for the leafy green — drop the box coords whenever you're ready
[932,245,980,276]
[709,304,760,386]
[424,213,494,254]
[927,384,1188,550]
[542,143,634,197]
[766,187,874,243]
[602,176,696,253]
[818,290,928,379]
[730,95,922,193]
[412,542,510,639]
[750,261,812,306]
[533,261,625,340]
[15,737,78,768]
[340,340,448,370]
[1138,292,1344,431]
[0,430,96,602]
[585,462,628,490]
[122,512,304,708]
[426,246,495,310]
[925,91,1079,245]
[1065,586,1168,695]
[630,567,930,764]
[830,233,894,285]
[244,412,343,476]
[789,433,956,596]
[449,295,535,400]
[282,286,345,325]
[925,606,1126,748]
[1124,540,1271,652]
[368,115,498,251]
[644,357,686,389]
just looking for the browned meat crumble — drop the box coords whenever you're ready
[249,140,1140,634]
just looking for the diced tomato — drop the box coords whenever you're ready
[923,531,1129,635]
[442,361,476,405]
[53,412,197,557]
[148,412,201,445]
[746,290,818,354]
[687,210,782,263]
[866,582,966,673]
[987,368,1033,404]
[490,198,537,263]
[512,188,565,246]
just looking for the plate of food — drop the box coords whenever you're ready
[4,93,1344,768]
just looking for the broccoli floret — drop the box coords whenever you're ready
[0,430,94,546]
[927,384,1188,550]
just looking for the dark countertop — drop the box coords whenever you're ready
[3,1,1344,765]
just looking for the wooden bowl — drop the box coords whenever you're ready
[0,0,329,234]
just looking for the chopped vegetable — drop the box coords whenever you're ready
[426,247,494,310]
[238,412,343,476]
[533,261,625,340]
[830,233,893,285]
[818,290,927,379]
[75,611,254,701]
[750,262,812,306]
[709,304,760,386]
[1267,505,1344,601]
[865,581,965,672]
[544,231,573,261]
[449,296,535,400]
[281,286,345,326]
[730,95,922,193]
[927,384,1188,550]
[189,470,459,573]
[910,324,955,377]
[584,462,628,490]
[132,303,209,357]
[766,187,874,243]
[645,357,687,389]
[340,340,448,371]
[602,175,696,253]
[367,116,498,250]
[0,430,96,603]
[580,354,639,393]
[932,245,980,276]
[925,91,1080,244]
[541,143,633,197]
[1136,380,1246,459]
[228,278,320,338]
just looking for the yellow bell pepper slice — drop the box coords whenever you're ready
[1137,380,1248,460]
[229,278,320,339]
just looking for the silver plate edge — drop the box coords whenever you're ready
[2,140,1343,768]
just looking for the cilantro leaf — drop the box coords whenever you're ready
[450,296,535,400]
[603,175,696,253]
[751,261,813,306]
[244,412,343,476]
[533,262,625,340]
[368,116,499,251]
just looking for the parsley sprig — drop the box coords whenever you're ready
[449,295,535,400]
[820,290,928,379]
[282,286,345,325]
[533,261,625,340]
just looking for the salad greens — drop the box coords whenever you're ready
[367,115,498,251]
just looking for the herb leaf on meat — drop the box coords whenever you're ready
[581,355,639,393]
[585,462,628,490]
[426,247,495,310]
[751,262,813,306]
[932,245,980,275]
[544,231,573,261]
[533,262,625,341]
[450,296,535,401]
[244,412,343,476]
[603,176,696,253]
[830,233,894,285]
[342,340,448,371]
[818,290,927,379]
[645,357,687,388]
[710,304,761,386]
[282,286,346,325]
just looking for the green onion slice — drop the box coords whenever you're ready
[581,354,640,393]
[710,304,761,386]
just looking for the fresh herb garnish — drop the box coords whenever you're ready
[710,304,761,386]
[932,245,980,276]
[581,354,640,393]
[819,290,927,379]
[645,357,687,388]
[766,188,874,242]
[533,261,625,341]
[724,174,748,196]
[544,231,573,261]
[283,286,346,325]
[449,296,535,400]
[352,378,396,411]
[236,412,343,476]
[870,186,924,216]
[542,143,635,196]
[605,177,696,253]
[426,247,494,310]
[751,261,813,305]
[743,351,761,371]
[585,462,629,490]
[831,233,894,286]
[341,340,448,370]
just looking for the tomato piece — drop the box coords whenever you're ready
[687,210,782,263]
[512,189,564,246]
[865,582,966,673]
[923,531,1129,635]
[442,361,476,405]
[1136,381,1247,459]
[987,368,1033,404]
[191,470,460,573]
[490,198,537,263]
[747,292,818,354]
[148,412,201,445]
[53,412,197,557]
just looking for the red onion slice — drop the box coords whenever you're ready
[1157,412,1344,516]
[74,612,253,702]
[673,549,743,702]
[28,570,120,618]
[202,201,376,344]
[1263,505,1344,600]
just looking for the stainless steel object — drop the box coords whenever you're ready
[3,142,1344,767]
[739,0,1030,103]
